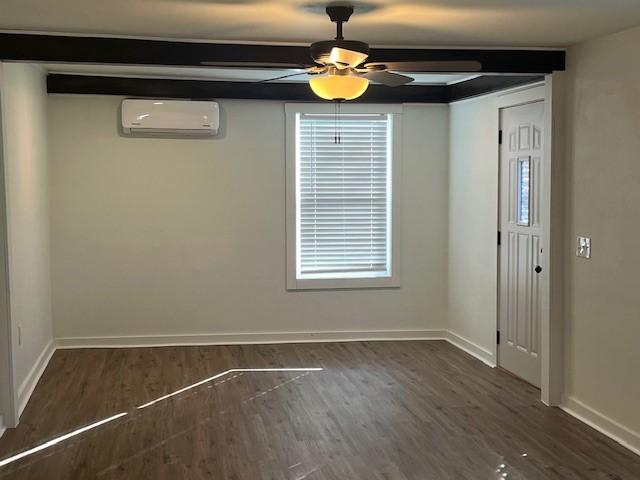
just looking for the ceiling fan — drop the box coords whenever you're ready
[203,5,482,101]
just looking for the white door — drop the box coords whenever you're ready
[498,101,544,387]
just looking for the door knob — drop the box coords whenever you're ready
[535,265,542,274]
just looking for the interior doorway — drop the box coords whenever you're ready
[498,100,545,387]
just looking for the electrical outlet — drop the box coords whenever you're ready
[576,236,591,259]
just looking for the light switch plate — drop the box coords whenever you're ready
[576,236,591,259]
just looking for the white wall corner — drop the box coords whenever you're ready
[17,339,55,418]
[561,396,640,457]
[445,330,496,367]
[0,415,5,439]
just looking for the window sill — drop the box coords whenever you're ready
[287,276,400,291]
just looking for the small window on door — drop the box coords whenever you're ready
[517,156,531,226]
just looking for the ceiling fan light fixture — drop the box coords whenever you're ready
[309,70,369,101]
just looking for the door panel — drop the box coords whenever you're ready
[499,101,544,387]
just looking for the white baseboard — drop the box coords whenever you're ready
[56,329,448,349]
[445,330,496,367]
[17,339,56,417]
[561,396,640,457]
[56,330,500,370]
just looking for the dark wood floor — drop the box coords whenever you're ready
[0,341,639,479]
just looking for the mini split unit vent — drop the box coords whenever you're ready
[121,99,220,137]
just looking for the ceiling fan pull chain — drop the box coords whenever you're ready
[338,101,341,144]
[334,100,342,144]
[333,101,338,145]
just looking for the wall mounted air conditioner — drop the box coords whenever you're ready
[121,99,219,137]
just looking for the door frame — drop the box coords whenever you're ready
[0,151,17,430]
[0,66,18,430]
[495,75,564,406]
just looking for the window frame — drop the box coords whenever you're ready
[285,103,402,290]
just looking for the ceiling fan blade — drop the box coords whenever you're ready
[329,47,369,69]
[307,65,329,74]
[365,60,482,73]
[360,71,414,87]
[200,61,313,70]
[256,71,311,83]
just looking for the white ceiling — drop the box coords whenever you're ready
[3,0,640,47]
[42,63,475,85]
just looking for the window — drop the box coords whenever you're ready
[286,104,401,290]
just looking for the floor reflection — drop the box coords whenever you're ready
[0,367,323,474]
[0,412,128,468]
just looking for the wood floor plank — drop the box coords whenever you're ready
[0,341,639,479]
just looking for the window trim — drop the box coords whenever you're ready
[285,103,402,290]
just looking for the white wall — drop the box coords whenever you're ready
[448,95,500,360]
[48,97,449,342]
[0,63,53,420]
[562,25,640,444]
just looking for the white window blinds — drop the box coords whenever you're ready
[296,113,392,279]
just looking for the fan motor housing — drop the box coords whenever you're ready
[310,40,370,66]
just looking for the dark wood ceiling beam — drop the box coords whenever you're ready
[46,74,545,103]
[1,33,565,74]
[367,48,564,74]
[46,74,450,103]
[447,75,545,102]
[0,33,312,68]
